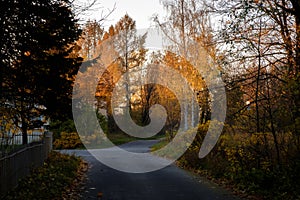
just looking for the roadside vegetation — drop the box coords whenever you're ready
[2,151,87,200]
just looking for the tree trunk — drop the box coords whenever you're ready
[255,18,262,133]
[291,1,300,146]
[21,119,28,145]
[266,80,281,166]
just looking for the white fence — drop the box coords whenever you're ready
[0,132,52,197]
[0,129,45,146]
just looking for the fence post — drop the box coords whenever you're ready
[44,131,53,157]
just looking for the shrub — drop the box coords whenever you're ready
[4,151,82,200]
[178,124,300,199]
[53,132,84,149]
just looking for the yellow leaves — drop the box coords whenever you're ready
[53,132,83,149]
[24,51,31,56]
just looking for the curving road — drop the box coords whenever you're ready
[61,140,240,200]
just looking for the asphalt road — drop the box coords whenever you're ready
[61,140,240,200]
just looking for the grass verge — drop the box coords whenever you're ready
[108,132,166,145]
[3,151,88,200]
[150,138,168,152]
[53,131,166,150]
[107,132,138,145]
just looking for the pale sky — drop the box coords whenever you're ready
[82,0,165,29]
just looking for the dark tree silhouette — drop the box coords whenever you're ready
[0,0,82,144]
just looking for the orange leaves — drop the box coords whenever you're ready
[24,51,31,56]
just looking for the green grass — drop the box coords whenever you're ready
[3,151,84,200]
[107,132,166,145]
[107,132,137,145]
[84,132,166,149]
[53,130,166,150]
[150,138,169,151]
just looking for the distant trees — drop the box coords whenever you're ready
[0,0,82,144]
[153,0,213,135]
[112,14,147,115]
[78,20,103,60]
[76,14,147,133]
